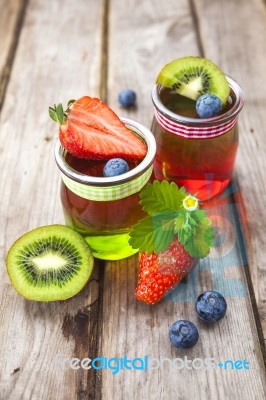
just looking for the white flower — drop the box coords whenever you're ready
[183,195,199,211]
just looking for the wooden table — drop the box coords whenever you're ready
[1,0,266,399]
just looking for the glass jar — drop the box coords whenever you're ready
[55,117,156,261]
[151,76,244,201]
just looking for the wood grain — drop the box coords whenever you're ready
[101,0,266,399]
[1,0,266,399]
[0,0,104,399]
[193,0,266,341]
[100,197,266,399]
[106,0,200,126]
[0,0,27,110]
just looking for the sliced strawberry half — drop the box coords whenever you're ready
[136,238,198,305]
[50,96,147,160]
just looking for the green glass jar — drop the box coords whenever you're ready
[55,117,156,260]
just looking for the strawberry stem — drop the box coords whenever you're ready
[48,99,76,125]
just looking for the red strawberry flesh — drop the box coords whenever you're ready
[59,96,147,160]
[136,239,198,304]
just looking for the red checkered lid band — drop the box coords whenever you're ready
[154,108,238,139]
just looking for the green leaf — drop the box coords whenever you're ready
[55,103,65,124]
[48,108,59,123]
[182,216,215,258]
[173,208,214,258]
[129,180,215,258]
[190,209,206,222]
[67,99,76,108]
[174,210,194,238]
[129,212,177,254]
[174,210,187,232]
[139,180,187,215]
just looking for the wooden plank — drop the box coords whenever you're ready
[192,0,266,341]
[106,0,201,126]
[0,0,27,109]
[101,196,266,399]
[1,1,266,399]
[0,0,104,399]
[101,0,266,399]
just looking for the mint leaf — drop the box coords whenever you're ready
[129,212,177,254]
[139,180,187,215]
[182,216,215,258]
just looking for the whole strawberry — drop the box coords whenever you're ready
[136,238,198,304]
[129,181,214,305]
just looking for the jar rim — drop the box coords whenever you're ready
[151,75,244,126]
[54,117,156,187]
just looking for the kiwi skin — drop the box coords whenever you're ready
[6,225,94,302]
[156,56,230,105]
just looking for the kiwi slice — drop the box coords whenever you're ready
[6,225,94,302]
[156,56,230,105]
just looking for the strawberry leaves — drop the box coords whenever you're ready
[183,215,214,258]
[129,181,215,258]
[129,212,177,254]
[49,103,65,124]
[48,100,76,125]
[139,181,187,214]
[174,209,214,257]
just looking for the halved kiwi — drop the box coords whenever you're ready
[156,56,230,105]
[6,225,94,301]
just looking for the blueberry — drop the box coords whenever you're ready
[169,320,199,349]
[118,89,136,108]
[103,158,129,177]
[196,94,222,118]
[195,291,227,323]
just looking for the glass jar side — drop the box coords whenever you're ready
[151,77,244,200]
[55,117,156,260]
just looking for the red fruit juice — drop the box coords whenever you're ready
[55,117,157,260]
[61,156,145,233]
[151,77,244,201]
